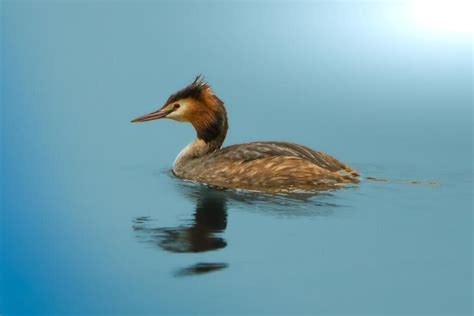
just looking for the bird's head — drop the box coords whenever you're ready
[131,75,227,142]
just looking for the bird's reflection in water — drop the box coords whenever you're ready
[174,262,228,277]
[174,178,344,218]
[133,178,345,276]
[133,190,227,253]
[133,187,229,276]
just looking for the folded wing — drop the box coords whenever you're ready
[211,141,358,177]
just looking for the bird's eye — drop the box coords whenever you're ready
[174,103,180,109]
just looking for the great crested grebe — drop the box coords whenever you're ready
[131,76,359,193]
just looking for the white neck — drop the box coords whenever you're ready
[173,138,218,174]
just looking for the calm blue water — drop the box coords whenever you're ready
[1,2,472,315]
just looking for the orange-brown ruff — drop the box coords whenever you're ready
[132,76,359,193]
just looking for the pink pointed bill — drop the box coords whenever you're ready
[131,109,171,123]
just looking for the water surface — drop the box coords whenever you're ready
[1,2,472,315]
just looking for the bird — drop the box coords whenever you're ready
[131,76,359,193]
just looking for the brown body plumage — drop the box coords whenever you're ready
[132,76,359,193]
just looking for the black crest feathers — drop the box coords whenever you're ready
[166,75,210,104]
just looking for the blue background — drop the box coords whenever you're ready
[1,1,472,315]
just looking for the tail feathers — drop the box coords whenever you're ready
[337,169,360,183]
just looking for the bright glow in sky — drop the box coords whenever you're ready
[410,0,473,33]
